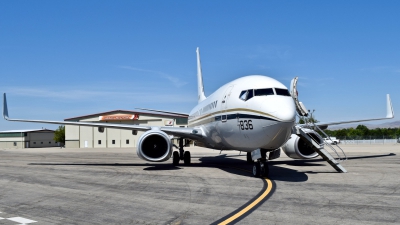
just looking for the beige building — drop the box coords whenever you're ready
[0,129,58,149]
[64,110,188,148]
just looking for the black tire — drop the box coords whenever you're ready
[260,162,269,178]
[246,152,252,163]
[173,151,180,166]
[252,162,260,177]
[183,151,191,165]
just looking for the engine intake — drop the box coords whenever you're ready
[136,130,172,162]
[281,129,321,159]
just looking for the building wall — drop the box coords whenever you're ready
[0,137,26,149]
[27,132,59,148]
[0,131,57,149]
[64,112,185,148]
[66,140,79,148]
[121,129,136,148]
[93,126,107,148]
[79,126,93,148]
[65,125,79,148]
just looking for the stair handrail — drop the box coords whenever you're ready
[311,121,348,162]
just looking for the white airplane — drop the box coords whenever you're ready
[2,48,395,177]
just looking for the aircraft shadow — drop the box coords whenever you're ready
[29,154,309,182]
[270,153,396,165]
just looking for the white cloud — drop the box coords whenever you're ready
[118,66,188,87]
[3,86,194,104]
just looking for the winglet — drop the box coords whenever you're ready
[3,93,9,120]
[386,94,394,118]
[196,47,206,103]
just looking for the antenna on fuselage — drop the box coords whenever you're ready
[196,47,206,103]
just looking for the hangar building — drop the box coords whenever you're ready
[0,129,58,149]
[64,109,188,148]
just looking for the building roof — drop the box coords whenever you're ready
[0,129,55,133]
[64,109,188,121]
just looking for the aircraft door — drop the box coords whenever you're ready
[220,85,234,122]
[290,77,308,117]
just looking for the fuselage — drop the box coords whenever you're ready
[188,75,296,151]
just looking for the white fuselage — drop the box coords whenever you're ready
[188,75,296,152]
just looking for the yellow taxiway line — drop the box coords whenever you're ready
[218,177,273,225]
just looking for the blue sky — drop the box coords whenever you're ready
[0,1,399,130]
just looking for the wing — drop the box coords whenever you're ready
[311,94,394,127]
[3,93,204,140]
[135,108,188,117]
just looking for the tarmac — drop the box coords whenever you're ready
[0,144,399,224]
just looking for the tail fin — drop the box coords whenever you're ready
[196,47,206,103]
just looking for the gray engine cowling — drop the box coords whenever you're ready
[136,129,172,162]
[281,130,322,159]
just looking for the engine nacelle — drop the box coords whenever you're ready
[136,129,172,162]
[281,130,322,159]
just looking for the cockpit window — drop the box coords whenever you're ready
[255,88,274,96]
[239,89,254,101]
[275,88,291,96]
[247,89,254,100]
[239,90,248,101]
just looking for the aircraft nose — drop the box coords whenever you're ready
[264,96,296,122]
[277,97,296,122]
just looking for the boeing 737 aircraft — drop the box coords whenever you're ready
[2,48,394,177]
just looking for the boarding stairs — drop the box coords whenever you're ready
[296,121,347,173]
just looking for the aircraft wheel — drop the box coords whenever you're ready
[260,161,269,178]
[252,162,261,177]
[246,152,252,163]
[183,151,191,165]
[173,151,180,166]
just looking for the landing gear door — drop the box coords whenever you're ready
[290,77,308,117]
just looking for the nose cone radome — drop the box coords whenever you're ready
[264,96,296,122]
[276,97,296,122]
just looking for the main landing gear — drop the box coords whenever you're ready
[173,138,191,166]
[250,149,269,178]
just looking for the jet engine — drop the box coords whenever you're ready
[136,129,172,162]
[281,129,322,159]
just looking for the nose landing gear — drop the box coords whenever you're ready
[252,160,269,178]
[250,149,269,178]
[172,138,191,166]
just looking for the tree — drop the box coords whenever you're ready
[298,115,319,124]
[335,129,347,139]
[54,126,65,145]
[356,124,369,136]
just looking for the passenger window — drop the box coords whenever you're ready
[239,90,248,101]
[255,88,274,96]
[221,115,227,121]
[275,88,291,96]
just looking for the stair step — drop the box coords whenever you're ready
[296,127,347,173]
